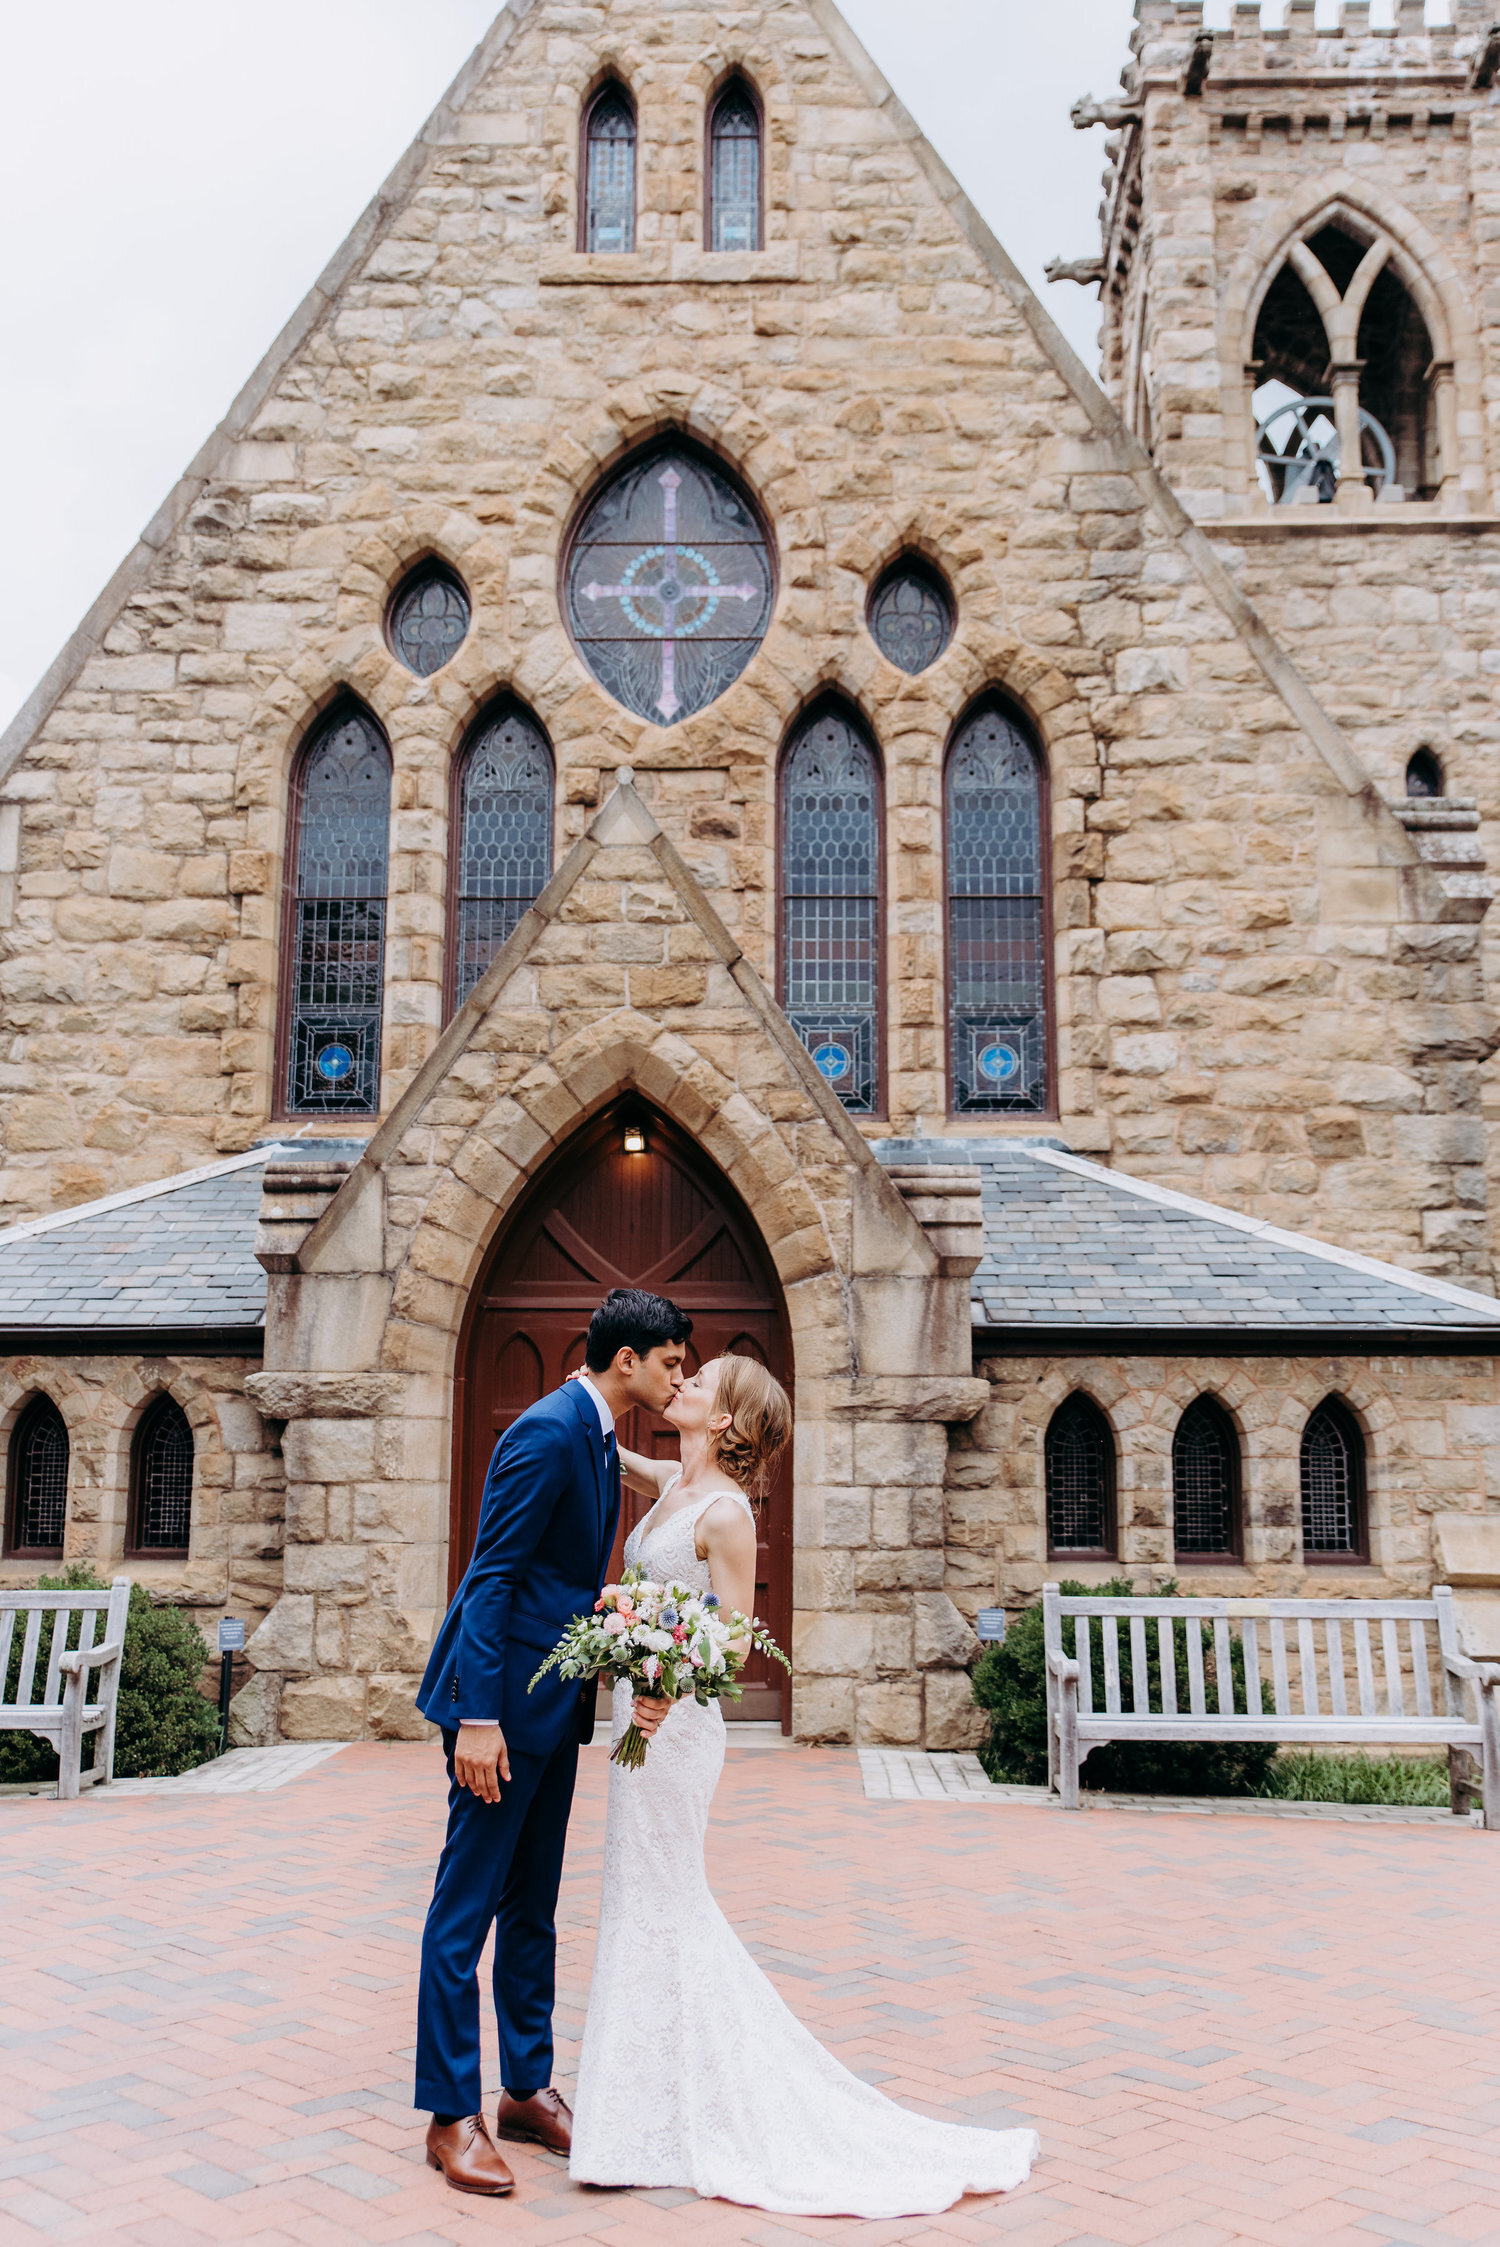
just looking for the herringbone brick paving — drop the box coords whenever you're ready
[1,1740,1496,2245]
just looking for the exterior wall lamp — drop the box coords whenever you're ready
[623,1124,647,1155]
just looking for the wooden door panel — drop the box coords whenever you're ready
[454,1103,791,1724]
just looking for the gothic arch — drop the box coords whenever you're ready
[92,1367,226,1564]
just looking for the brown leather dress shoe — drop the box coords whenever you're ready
[425,2114,515,2195]
[496,2085,573,2154]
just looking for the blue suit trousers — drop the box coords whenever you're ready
[414,1726,580,2117]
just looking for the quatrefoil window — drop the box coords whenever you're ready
[387,562,472,678]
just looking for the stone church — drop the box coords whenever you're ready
[6,0,1500,1749]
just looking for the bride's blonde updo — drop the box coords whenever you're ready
[709,1356,791,1497]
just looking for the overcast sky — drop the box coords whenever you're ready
[0,0,1263,730]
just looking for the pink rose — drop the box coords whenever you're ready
[603,1613,628,1636]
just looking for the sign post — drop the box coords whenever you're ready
[216,1617,246,1754]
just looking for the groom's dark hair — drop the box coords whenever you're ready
[585,1289,693,1371]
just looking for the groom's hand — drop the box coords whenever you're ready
[455,1721,510,1801]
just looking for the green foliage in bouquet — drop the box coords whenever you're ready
[0,1564,220,1786]
[972,1577,1278,1797]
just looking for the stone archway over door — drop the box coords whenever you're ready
[453,1099,793,1723]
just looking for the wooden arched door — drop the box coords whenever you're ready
[453,1099,793,1723]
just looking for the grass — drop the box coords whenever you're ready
[1256,1751,1455,1808]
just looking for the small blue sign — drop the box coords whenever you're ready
[218,1617,246,1654]
[813,1042,852,1083]
[976,1609,1008,1643]
[978,1042,1021,1085]
[315,1042,355,1083]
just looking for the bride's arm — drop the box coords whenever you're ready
[698,1497,758,1658]
[617,1444,676,1500]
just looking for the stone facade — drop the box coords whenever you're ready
[5,0,1500,1747]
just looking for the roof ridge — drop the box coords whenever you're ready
[1019,1145,1500,1324]
[0,1147,276,1250]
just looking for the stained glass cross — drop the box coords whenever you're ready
[581,468,763,720]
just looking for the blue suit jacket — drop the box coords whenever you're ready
[418,1382,621,1754]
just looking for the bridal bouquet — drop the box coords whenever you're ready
[529,1564,790,1769]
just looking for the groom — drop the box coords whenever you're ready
[414,1286,692,2195]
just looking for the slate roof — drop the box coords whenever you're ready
[875,1138,1500,1336]
[0,1141,368,1336]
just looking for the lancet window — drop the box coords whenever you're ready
[1300,1397,1368,1564]
[451,704,555,1012]
[779,704,883,1116]
[584,84,637,254]
[281,703,391,1116]
[4,1396,68,1558]
[709,81,762,253]
[945,702,1050,1116]
[1172,1396,1241,1562]
[1045,1394,1116,1559]
[128,1396,194,1558]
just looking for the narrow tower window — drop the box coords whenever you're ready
[281,703,391,1116]
[709,81,761,253]
[585,84,637,255]
[1172,1396,1241,1561]
[1406,747,1444,799]
[128,1396,194,1558]
[946,702,1050,1115]
[451,704,555,1012]
[4,1396,68,1558]
[1300,1397,1368,1563]
[780,705,883,1115]
[1046,1394,1116,1559]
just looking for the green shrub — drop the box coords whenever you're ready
[972,1577,1279,1798]
[0,1564,220,1786]
[1259,1751,1452,1808]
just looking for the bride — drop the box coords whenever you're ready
[569,1354,1039,2218]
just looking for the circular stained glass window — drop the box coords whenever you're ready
[868,558,954,675]
[564,445,775,724]
[388,564,471,678]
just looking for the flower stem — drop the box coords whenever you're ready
[610,1722,649,1771]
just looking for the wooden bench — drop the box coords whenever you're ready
[0,1577,131,1800]
[1043,1581,1499,1829]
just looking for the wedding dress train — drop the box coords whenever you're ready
[569,1486,1039,2217]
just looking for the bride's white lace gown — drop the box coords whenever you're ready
[569,1485,1039,2217]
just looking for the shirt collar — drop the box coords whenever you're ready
[577,1373,615,1441]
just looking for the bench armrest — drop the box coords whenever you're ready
[57,1639,123,1679]
[1444,1650,1500,1692]
[1047,1651,1080,1685]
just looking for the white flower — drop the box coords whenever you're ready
[640,1628,674,1653]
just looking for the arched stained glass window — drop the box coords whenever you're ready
[779,706,881,1115]
[1046,1394,1115,1558]
[388,563,470,679]
[565,444,774,724]
[710,82,761,253]
[282,703,390,1116]
[129,1396,194,1557]
[1301,1397,1368,1563]
[947,703,1049,1116]
[451,705,555,1011]
[1173,1396,1241,1560]
[585,84,636,254]
[868,558,953,675]
[5,1396,68,1558]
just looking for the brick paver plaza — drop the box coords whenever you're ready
[2,1739,1497,2247]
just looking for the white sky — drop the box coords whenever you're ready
[0,0,1174,729]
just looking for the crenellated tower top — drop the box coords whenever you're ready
[1059,1,1500,519]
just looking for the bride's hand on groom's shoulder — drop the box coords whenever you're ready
[631,1694,674,1738]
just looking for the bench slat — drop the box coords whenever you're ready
[1211,1616,1233,1715]
[1077,1617,1092,1716]
[1076,1714,1481,1747]
[16,1611,43,1708]
[1411,1620,1433,1719]
[0,1592,115,1612]
[1055,1596,1440,1622]
[1158,1616,1177,1714]
[43,1604,74,1709]
[1243,1619,1263,1716]
[0,1608,15,1702]
[1297,1618,1319,1718]
[1381,1618,1405,1719]
[1186,1617,1207,1716]
[1270,1617,1291,1716]
[1130,1615,1149,1714]
[1102,1616,1122,1716]
[1326,1619,1348,1720]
